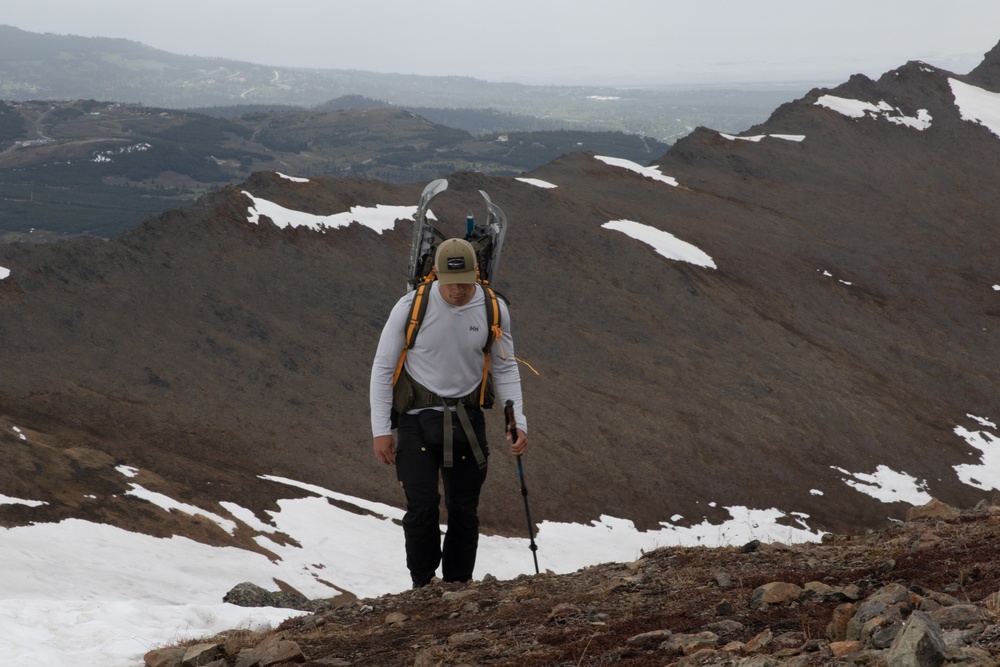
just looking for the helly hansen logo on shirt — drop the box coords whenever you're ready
[470,325,480,332]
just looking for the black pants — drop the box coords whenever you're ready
[396,408,489,587]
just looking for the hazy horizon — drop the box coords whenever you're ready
[4,1,999,88]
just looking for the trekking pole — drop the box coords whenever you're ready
[505,400,539,574]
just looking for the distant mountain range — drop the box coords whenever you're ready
[1,36,998,558]
[0,25,810,240]
[0,97,668,238]
[0,25,802,140]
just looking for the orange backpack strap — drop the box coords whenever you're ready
[394,281,505,409]
[478,285,503,406]
[481,284,502,351]
[392,280,433,387]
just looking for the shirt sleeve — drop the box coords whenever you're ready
[369,294,413,437]
[491,299,528,434]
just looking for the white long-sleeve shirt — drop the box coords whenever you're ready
[370,283,527,438]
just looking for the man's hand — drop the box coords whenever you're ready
[507,428,527,457]
[373,434,396,465]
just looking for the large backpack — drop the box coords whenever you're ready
[391,273,504,411]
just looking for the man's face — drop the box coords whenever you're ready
[439,281,476,306]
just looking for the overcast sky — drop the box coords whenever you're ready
[5,1,1000,86]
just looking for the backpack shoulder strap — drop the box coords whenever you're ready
[481,284,502,352]
[477,283,505,406]
[392,280,433,387]
[405,281,433,350]
[393,281,507,409]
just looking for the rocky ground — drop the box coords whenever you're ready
[143,499,1000,667]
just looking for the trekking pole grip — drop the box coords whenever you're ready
[504,399,515,443]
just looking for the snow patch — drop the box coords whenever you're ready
[719,132,805,142]
[0,266,9,280]
[0,519,307,667]
[516,177,558,189]
[91,142,151,163]
[219,501,278,533]
[831,465,932,505]
[125,483,237,534]
[968,414,997,429]
[275,172,309,183]
[815,95,932,130]
[949,78,1000,139]
[595,155,678,186]
[539,506,823,556]
[953,416,1000,491]
[603,220,716,269]
[262,475,406,522]
[817,268,853,286]
[243,191,415,234]
[0,495,47,507]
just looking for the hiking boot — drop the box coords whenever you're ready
[412,576,441,589]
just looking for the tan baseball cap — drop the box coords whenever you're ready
[435,238,478,284]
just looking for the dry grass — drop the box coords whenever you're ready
[168,624,276,658]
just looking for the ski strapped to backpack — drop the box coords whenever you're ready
[395,176,509,408]
[406,179,508,292]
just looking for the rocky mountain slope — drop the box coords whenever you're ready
[1,41,999,575]
[143,501,1000,666]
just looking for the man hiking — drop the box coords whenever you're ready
[369,237,528,588]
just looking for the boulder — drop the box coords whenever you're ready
[847,583,912,643]
[906,498,960,522]
[143,647,186,667]
[886,610,946,667]
[233,634,305,667]
[182,643,222,666]
[751,582,803,606]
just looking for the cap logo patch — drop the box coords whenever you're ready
[446,256,466,270]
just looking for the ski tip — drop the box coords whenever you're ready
[424,179,448,197]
